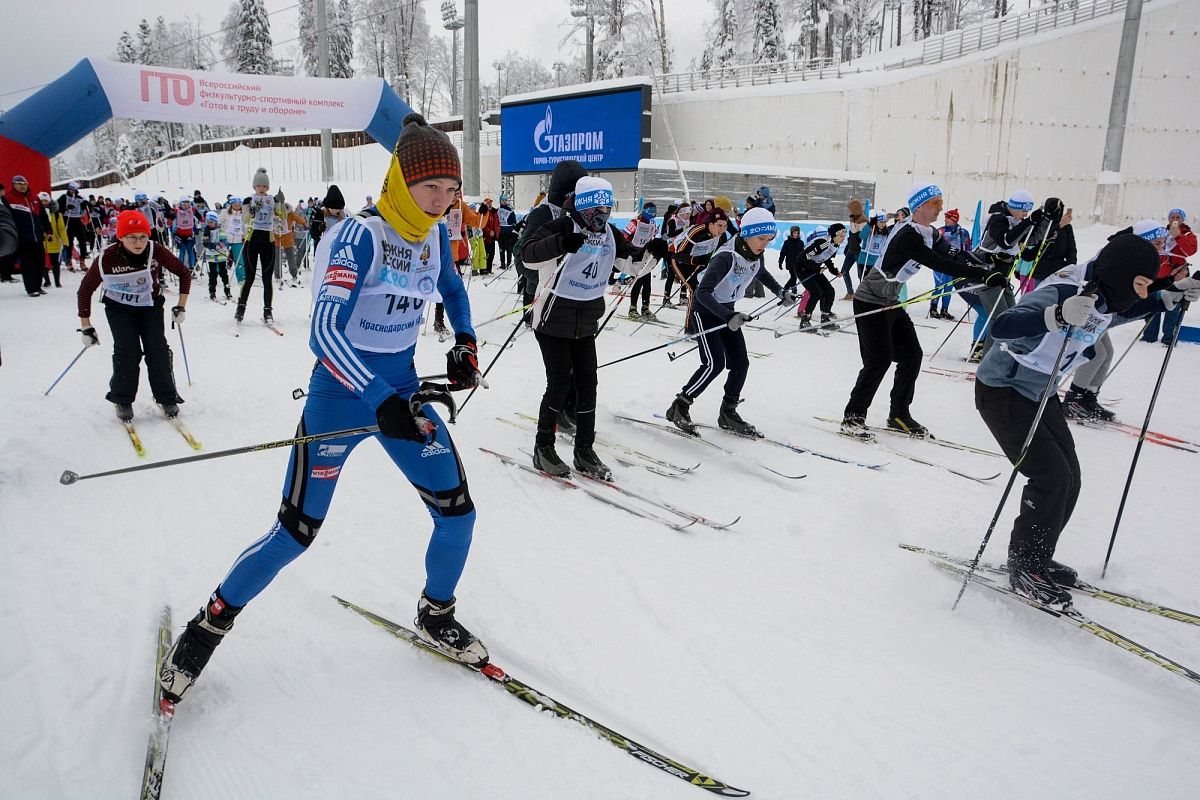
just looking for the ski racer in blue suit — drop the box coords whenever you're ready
[159,114,488,707]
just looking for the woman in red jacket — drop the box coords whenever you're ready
[1141,207,1197,343]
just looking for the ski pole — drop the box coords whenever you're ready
[174,321,192,387]
[61,424,379,485]
[1093,317,1152,385]
[667,345,698,362]
[44,346,89,396]
[952,295,1092,611]
[774,281,981,339]
[595,282,631,337]
[599,297,778,370]
[1101,303,1188,578]
[928,308,970,361]
[455,314,525,418]
[475,302,532,330]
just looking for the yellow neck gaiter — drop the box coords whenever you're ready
[376,159,441,243]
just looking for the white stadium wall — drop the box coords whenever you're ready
[650,0,1199,221]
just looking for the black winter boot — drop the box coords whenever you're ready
[532,443,570,477]
[665,393,698,435]
[718,396,762,437]
[573,445,613,480]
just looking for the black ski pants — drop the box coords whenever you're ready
[208,260,231,296]
[238,234,275,312]
[681,308,749,401]
[975,381,1081,571]
[104,297,182,406]
[843,299,922,419]
[499,229,514,267]
[630,271,652,309]
[535,331,596,449]
[66,218,90,264]
[17,241,45,295]
[802,274,835,315]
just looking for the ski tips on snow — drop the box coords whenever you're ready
[333,596,751,797]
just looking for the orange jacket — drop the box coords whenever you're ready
[448,199,482,262]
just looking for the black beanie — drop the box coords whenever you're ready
[548,160,587,207]
[322,184,346,211]
[827,222,846,239]
[1091,234,1159,313]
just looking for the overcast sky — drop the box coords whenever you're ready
[0,0,708,110]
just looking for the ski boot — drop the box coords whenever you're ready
[159,591,242,703]
[209,292,217,302]
[263,308,275,325]
[819,312,837,331]
[1062,386,1095,421]
[665,393,698,435]
[967,341,985,364]
[159,402,180,419]
[532,443,571,477]
[234,304,246,323]
[115,403,134,423]
[839,412,875,442]
[415,593,489,666]
[1009,567,1072,607]
[661,297,676,309]
[940,309,957,321]
[1047,559,1078,588]
[640,304,657,322]
[798,313,814,330]
[887,412,929,439]
[627,307,641,320]
[928,304,940,319]
[718,396,763,437]
[1078,389,1115,422]
[573,445,613,480]
[225,288,233,301]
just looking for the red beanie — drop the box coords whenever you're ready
[944,208,960,224]
[116,210,151,238]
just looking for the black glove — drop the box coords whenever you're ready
[983,271,1009,288]
[446,333,480,390]
[79,327,99,347]
[375,393,427,441]
[561,232,587,253]
[962,251,988,266]
[644,238,669,260]
[1043,197,1064,220]
[1030,207,1045,225]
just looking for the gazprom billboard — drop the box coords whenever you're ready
[501,83,651,174]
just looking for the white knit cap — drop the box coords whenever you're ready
[573,176,614,210]
[739,206,777,239]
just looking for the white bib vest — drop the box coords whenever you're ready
[1007,264,1111,376]
[446,207,463,241]
[704,249,762,305]
[629,219,657,248]
[249,195,275,231]
[315,216,443,353]
[550,221,616,302]
[101,244,156,307]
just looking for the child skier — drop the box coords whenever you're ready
[200,210,233,301]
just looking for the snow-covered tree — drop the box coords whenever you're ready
[753,0,787,65]
[234,0,276,75]
[116,134,137,179]
[332,0,355,78]
[116,32,137,64]
[594,0,628,79]
[136,19,153,65]
[298,0,319,75]
[699,0,736,74]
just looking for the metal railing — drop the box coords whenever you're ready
[655,57,853,94]
[885,0,1142,69]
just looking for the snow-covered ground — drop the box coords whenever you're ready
[2,224,1198,799]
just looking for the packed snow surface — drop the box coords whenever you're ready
[2,224,1198,799]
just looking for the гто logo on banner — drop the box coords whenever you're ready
[140,70,196,106]
[533,105,604,156]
